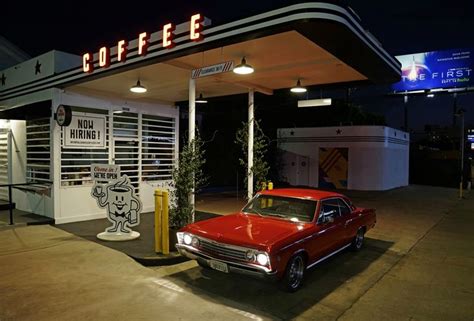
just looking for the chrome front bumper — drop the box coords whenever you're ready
[176,244,278,281]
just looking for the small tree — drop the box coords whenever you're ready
[235,118,270,198]
[169,134,207,228]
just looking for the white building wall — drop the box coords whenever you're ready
[4,119,54,217]
[278,126,409,191]
[52,90,178,224]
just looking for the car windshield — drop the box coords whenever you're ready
[243,195,317,223]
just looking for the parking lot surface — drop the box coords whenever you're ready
[1,186,472,321]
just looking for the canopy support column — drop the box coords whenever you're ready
[248,89,254,200]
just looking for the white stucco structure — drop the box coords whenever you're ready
[278,126,410,191]
[1,88,179,224]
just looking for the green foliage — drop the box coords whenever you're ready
[169,134,207,228]
[235,118,270,198]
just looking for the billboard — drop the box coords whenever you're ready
[392,48,473,92]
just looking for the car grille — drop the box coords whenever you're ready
[199,238,247,261]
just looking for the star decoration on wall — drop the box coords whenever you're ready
[336,129,342,135]
[35,60,42,75]
[1,73,5,86]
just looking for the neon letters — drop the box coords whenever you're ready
[83,14,203,73]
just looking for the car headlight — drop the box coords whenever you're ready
[256,253,269,266]
[183,233,192,245]
[191,237,200,247]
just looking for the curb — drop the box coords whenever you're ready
[130,252,189,266]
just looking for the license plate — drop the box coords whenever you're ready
[209,260,229,273]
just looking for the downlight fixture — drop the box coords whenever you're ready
[130,80,147,93]
[233,57,254,75]
[290,79,307,93]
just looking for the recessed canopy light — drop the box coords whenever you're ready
[130,80,147,93]
[233,57,254,75]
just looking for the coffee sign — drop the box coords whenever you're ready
[56,105,72,126]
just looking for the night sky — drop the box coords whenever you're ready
[1,0,473,129]
[1,0,473,57]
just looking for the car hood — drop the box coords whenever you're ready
[185,213,309,249]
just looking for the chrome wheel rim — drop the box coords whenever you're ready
[355,230,364,249]
[288,256,304,289]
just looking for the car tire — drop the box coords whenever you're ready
[351,228,365,251]
[280,254,306,292]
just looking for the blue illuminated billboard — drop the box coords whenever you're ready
[392,48,473,92]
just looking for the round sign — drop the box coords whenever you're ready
[56,105,72,126]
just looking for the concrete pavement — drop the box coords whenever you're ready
[0,225,272,321]
[153,186,473,321]
[0,185,472,321]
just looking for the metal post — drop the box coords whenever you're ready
[460,112,464,198]
[248,89,254,200]
[452,93,458,127]
[7,128,13,225]
[7,129,12,185]
[161,191,169,255]
[8,185,13,225]
[189,78,196,222]
[154,190,163,253]
[403,94,408,131]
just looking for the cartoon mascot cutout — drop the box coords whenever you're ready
[91,175,142,241]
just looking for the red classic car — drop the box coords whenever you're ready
[176,188,376,292]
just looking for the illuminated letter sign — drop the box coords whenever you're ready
[117,40,128,62]
[99,47,110,67]
[82,14,206,73]
[83,53,93,73]
[163,23,175,48]
[138,32,149,55]
[190,14,203,41]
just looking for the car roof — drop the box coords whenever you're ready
[258,188,346,201]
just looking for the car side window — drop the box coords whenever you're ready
[337,198,351,216]
[318,199,340,224]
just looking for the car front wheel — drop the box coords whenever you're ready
[281,254,306,292]
[351,228,365,251]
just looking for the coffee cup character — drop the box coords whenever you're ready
[92,175,141,233]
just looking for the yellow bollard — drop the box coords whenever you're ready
[161,190,169,255]
[267,181,274,207]
[154,190,163,253]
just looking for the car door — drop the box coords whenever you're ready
[338,198,360,242]
[309,198,345,261]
